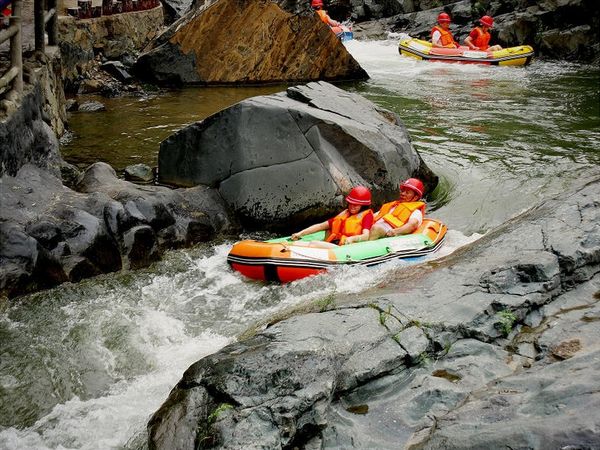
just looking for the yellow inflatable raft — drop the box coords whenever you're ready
[398,36,534,66]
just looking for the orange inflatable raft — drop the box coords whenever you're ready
[227,218,447,282]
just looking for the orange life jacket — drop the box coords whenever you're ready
[316,10,330,25]
[431,25,457,48]
[471,26,491,50]
[374,201,426,229]
[326,209,373,244]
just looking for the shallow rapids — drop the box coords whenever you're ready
[2,38,599,449]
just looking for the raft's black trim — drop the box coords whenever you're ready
[264,264,280,282]
[398,44,534,65]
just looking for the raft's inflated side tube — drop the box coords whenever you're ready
[227,219,447,282]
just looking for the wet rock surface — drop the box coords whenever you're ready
[159,81,437,230]
[147,175,600,449]
[0,163,237,299]
[135,0,368,85]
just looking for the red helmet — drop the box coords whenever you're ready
[437,12,451,23]
[345,186,372,206]
[400,178,424,197]
[311,0,323,9]
[479,15,494,27]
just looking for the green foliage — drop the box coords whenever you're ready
[417,352,431,366]
[379,305,392,326]
[208,403,233,423]
[496,310,517,336]
[315,293,336,312]
[443,341,452,355]
[196,403,234,449]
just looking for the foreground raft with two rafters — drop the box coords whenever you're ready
[227,218,447,282]
[398,36,534,66]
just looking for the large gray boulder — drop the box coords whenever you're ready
[158,81,437,229]
[147,174,600,449]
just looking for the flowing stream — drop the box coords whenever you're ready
[1,38,599,450]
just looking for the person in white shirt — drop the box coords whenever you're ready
[369,178,426,240]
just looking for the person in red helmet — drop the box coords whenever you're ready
[464,15,503,51]
[369,178,426,240]
[291,186,374,247]
[431,12,459,49]
[311,0,340,28]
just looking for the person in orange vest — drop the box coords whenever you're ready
[431,12,459,49]
[291,186,374,248]
[369,178,426,240]
[464,15,503,51]
[311,0,340,28]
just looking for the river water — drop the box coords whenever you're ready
[1,39,599,449]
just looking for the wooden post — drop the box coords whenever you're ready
[102,0,112,15]
[47,0,57,45]
[10,0,23,94]
[34,0,45,52]
[77,0,91,18]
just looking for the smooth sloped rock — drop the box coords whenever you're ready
[135,0,368,85]
[147,175,600,449]
[158,81,437,229]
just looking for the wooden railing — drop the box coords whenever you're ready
[35,0,57,52]
[0,0,23,95]
[0,0,58,97]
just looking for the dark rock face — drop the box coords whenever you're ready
[135,0,368,85]
[147,175,600,449]
[353,0,599,62]
[160,0,194,23]
[159,81,436,229]
[0,84,65,178]
[0,163,237,299]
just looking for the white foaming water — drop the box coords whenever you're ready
[0,335,229,450]
[5,37,592,450]
[0,228,479,450]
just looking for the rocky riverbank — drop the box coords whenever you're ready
[147,173,600,449]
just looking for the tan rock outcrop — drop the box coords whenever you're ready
[58,6,165,85]
[136,0,368,84]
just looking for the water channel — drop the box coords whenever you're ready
[1,38,599,449]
